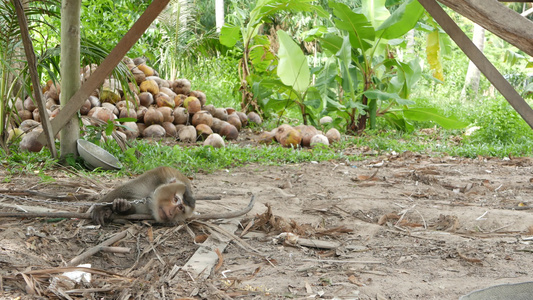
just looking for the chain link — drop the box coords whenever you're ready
[0,194,148,207]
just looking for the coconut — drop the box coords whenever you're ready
[137,63,155,77]
[183,96,201,114]
[155,92,175,108]
[225,107,236,115]
[196,124,213,140]
[203,104,216,116]
[211,118,224,133]
[236,111,249,127]
[219,123,238,140]
[131,67,146,85]
[173,107,189,125]
[139,79,159,94]
[162,121,178,137]
[24,97,37,112]
[227,114,242,131]
[178,125,197,143]
[310,134,330,147]
[133,57,146,65]
[136,106,148,122]
[46,98,57,110]
[157,106,175,123]
[120,122,139,139]
[137,123,146,137]
[189,90,207,106]
[172,78,191,95]
[174,94,187,107]
[80,99,92,115]
[214,108,228,121]
[88,95,100,108]
[14,98,24,112]
[138,92,154,107]
[143,124,166,138]
[20,129,44,152]
[191,110,214,127]
[276,124,302,148]
[256,130,276,144]
[100,87,121,104]
[19,119,41,132]
[102,102,119,115]
[93,107,116,123]
[295,125,318,147]
[326,128,341,144]
[119,107,137,119]
[144,107,164,126]
[116,100,136,111]
[7,128,25,143]
[247,112,262,125]
[203,133,225,148]
[17,109,33,123]
[319,116,333,125]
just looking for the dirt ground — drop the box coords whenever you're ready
[2,149,533,299]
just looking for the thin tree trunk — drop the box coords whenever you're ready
[215,0,224,32]
[59,0,81,161]
[461,23,485,97]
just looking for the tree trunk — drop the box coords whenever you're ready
[461,23,485,97]
[59,0,81,161]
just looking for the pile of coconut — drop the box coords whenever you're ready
[257,116,341,148]
[10,57,342,151]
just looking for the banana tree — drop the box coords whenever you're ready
[219,0,327,112]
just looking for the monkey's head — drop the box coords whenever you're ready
[151,182,194,223]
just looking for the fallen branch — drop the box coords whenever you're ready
[68,230,129,266]
[0,195,255,221]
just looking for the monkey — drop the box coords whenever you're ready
[90,166,195,225]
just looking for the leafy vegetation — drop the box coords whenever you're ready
[2,0,533,177]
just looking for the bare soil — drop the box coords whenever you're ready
[2,151,533,299]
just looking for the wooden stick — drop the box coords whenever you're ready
[100,246,131,254]
[68,230,128,266]
[0,195,255,221]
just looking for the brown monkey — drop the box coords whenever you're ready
[91,166,195,225]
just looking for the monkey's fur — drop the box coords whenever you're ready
[91,166,195,225]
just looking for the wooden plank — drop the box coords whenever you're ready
[37,0,170,144]
[14,0,57,158]
[437,0,533,57]
[420,0,533,129]
[182,220,239,279]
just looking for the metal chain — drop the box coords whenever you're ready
[0,194,148,207]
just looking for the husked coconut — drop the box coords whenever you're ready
[326,128,341,143]
[196,124,213,140]
[227,114,242,131]
[138,92,154,107]
[20,129,44,152]
[310,134,329,147]
[189,90,206,106]
[191,110,213,127]
[157,106,175,123]
[162,121,178,137]
[173,107,189,125]
[203,133,225,148]
[219,123,238,140]
[214,108,228,121]
[144,107,164,126]
[319,116,333,125]
[178,125,197,142]
[247,112,262,125]
[143,124,166,138]
[102,102,119,115]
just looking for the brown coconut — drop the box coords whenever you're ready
[203,104,216,116]
[236,112,249,127]
[189,90,207,106]
[80,99,92,115]
[172,78,191,95]
[191,110,214,127]
[102,102,119,115]
[119,107,137,119]
[143,124,166,138]
[136,106,148,122]
[93,107,116,123]
[178,125,197,143]
[196,124,213,140]
[120,122,139,139]
[310,134,329,147]
[131,67,146,85]
[157,106,175,123]
[247,112,262,125]
[138,92,154,107]
[214,108,228,121]
[137,123,146,137]
[20,119,41,132]
[183,96,201,114]
[211,118,224,133]
[24,97,37,112]
[295,125,318,147]
[173,107,189,125]
[219,123,239,140]
[162,121,178,137]
[20,129,44,152]
[227,114,242,131]
[256,130,277,144]
[174,94,187,107]
[144,107,164,126]
[155,93,174,108]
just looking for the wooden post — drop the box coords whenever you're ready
[437,0,533,57]
[13,0,57,158]
[420,0,533,130]
[37,0,170,145]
